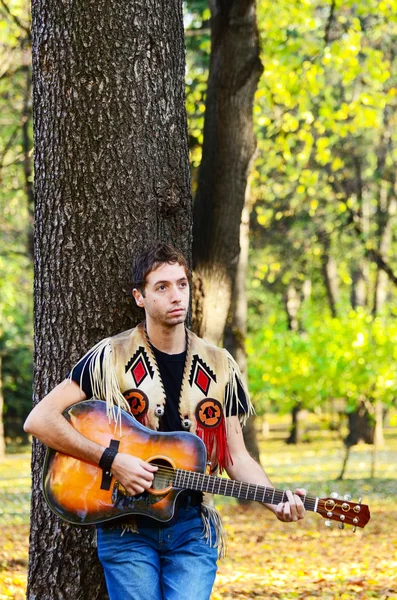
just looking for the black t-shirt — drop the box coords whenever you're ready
[70,343,248,431]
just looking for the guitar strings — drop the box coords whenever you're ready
[148,465,322,506]
[115,465,360,517]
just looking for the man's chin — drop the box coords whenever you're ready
[166,312,186,325]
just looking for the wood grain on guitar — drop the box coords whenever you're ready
[42,400,371,530]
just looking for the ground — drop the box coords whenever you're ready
[1,431,396,599]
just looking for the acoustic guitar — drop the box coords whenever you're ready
[42,399,370,529]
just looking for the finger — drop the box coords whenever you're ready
[141,461,158,472]
[138,469,156,483]
[275,502,287,520]
[290,490,306,518]
[130,485,145,495]
[130,475,153,492]
[292,489,307,513]
[279,498,292,520]
[285,490,299,521]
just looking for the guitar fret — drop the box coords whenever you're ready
[211,475,216,493]
[192,472,199,491]
[198,472,204,491]
[253,484,258,501]
[176,470,319,517]
[174,470,181,488]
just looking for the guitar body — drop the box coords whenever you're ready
[43,400,207,525]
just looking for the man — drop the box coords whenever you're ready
[24,242,305,600]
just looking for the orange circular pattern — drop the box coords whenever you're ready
[123,389,149,417]
[195,398,223,429]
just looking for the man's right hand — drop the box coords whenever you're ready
[111,453,158,496]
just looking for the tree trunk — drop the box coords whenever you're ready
[345,401,374,446]
[351,264,368,309]
[192,0,263,345]
[319,231,339,317]
[283,284,302,333]
[0,356,5,459]
[224,199,261,464]
[373,196,397,315]
[283,285,306,444]
[29,1,191,598]
[339,400,375,479]
[286,402,306,445]
[22,64,34,260]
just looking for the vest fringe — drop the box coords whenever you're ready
[224,352,255,434]
[121,519,139,535]
[70,337,131,430]
[200,503,227,559]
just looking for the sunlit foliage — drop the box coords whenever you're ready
[248,305,397,415]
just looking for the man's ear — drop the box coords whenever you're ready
[133,288,144,307]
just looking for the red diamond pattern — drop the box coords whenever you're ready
[132,360,147,386]
[195,367,210,395]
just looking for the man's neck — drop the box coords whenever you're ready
[145,322,186,355]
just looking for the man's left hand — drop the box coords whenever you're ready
[275,488,306,522]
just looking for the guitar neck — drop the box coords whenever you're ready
[174,469,318,512]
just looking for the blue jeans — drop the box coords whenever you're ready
[97,505,218,600]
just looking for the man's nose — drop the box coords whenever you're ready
[170,286,182,302]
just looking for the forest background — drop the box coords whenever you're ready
[1,0,397,456]
[0,0,397,597]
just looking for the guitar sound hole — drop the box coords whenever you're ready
[150,458,175,491]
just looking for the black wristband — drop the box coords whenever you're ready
[99,446,118,474]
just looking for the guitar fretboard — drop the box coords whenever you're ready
[173,469,317,512]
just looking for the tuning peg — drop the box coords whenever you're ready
[338,523,345,530]
[330,492,339,499]
[325,520,332,527]
[352,498,362,532]
[344,494,351,501]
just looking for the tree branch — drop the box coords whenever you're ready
[326,172,397,286]
[0,0,31,40]
[324,0,336,46]
[0,126,19,169]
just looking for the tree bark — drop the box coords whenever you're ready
[192,0,263,344]
[0,356,5,459]
[350,264,368,309]
[224,198,261,464]
[345,401,374,446]
[319,231,339,318]
[283,284,303,333]
[282,285,306,444]
[29,1,191,598]
[22,64,34,260]
[286,402,307,445]
[373,196,397,314]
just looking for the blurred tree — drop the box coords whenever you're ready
[29,0,191,597]
[0,0,33,454]
[185,0,263,463]
[192,0,263,345]
[249,0,397,444]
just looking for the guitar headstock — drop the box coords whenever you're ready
[316,494,370,530]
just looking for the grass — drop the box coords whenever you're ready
[0,430,396,599]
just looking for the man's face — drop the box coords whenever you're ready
[133,262,189,328]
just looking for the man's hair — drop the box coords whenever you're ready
[132,241,190,294]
